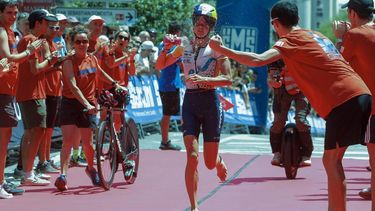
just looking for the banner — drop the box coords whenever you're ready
[9,74,325,149]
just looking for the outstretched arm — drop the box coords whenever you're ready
[209,35,282,67]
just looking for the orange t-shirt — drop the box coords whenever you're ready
[341,24,375,114]
[273,29,370,118]
[0,23,18,96]
[62,54,98,104]
[16,34,45,102]
[45,40,62,96]
[101,51,129,88]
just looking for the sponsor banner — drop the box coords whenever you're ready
[9,75,325,147]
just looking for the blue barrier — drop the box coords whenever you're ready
[9,75,326,148]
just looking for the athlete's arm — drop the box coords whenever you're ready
[186,57,232,87]
[209,36,281,67]
[155,49,180,70]
[29,42,58,75]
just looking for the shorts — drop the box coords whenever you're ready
[0,94,18,128]
[182,89,223,142]
[365,115,375,144]
[160,89,180,116]
[59,97,97,129]
[324,94,371,150]
[46,96,62,128]
[19,99,47,130]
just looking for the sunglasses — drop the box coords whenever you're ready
[74,39,89,45]
[118,35,129,41]
[48,25,60,31]
[270,17,279,25]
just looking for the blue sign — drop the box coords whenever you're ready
[216,0,279,128]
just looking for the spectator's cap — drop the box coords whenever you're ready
[67,16,80,24]
[29,9,58,23]
[342,0,374,12]
[140,41,156,52]
[87,15,105,24]
[56,13,67,21]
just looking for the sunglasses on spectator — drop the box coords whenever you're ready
[118,35,129,41]
[48,25,60,31]
[270,17,279,25]
[74,39,89,45]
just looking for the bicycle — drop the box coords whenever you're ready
[95,89,140,190]
[275,123,310,179]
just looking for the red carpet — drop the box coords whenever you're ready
[2,150,371,211]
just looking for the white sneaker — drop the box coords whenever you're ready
[299,156,312,167]
[21,176,50,186]
[35,172,51,180]
[271,152,281,166]
[0,186,13,199]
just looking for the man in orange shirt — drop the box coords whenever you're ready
[210,2,371,210]
[0,0,43,198]
[16,9,59,186]
[334,0,375,205]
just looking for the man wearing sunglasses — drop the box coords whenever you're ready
[210,1,372,210]
[15,9,59,187]
[34,16,63,176]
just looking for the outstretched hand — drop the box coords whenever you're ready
[209,35,223,51]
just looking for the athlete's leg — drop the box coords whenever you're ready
[184,135,199,210]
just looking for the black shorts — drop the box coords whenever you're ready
[19,99,47,130]
[160,89,180,116]
[46,96,62,128]
[182,89,223,142]
[59,97,97,129]
[0,94,18,128]
[324,94,371,150]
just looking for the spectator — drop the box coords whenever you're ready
[16,9,59,186]
[267,59,313,167]
[334,0,375,205]
[35,16,63,174]
[135,40,156,76]
[155,21,183,151]
[138,30,150,42]
[14,12,29,44]
[54,13,68,57]
[209,2,372,210]
[54,27,126,191]
[67,16,79,28]
[0,0,39,198]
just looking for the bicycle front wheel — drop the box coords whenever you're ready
[96,120,117,190]
[120,118,140,184]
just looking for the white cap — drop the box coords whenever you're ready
[56,13,67,21]
[87,15,105,24]
[140,41,155,51]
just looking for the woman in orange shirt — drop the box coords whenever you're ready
[55,27,125,191]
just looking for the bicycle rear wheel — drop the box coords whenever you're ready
[96,121,117,190]
[120,118,140,184]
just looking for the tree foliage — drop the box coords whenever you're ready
[63,0,219,42]
[317,9,348,42]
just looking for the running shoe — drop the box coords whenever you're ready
[299,156,312,167]
[54,175,68,191]
[2,182,24,195]
[0,185,12,199]
[159,140,181,151]
[21,176,50,186]
[359,187,371,200]
[36,162,59,174]
[271,152,281,166]
[85,167,101,186]
[123,160,135,182]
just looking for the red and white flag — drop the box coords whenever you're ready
[218,94,234,111]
